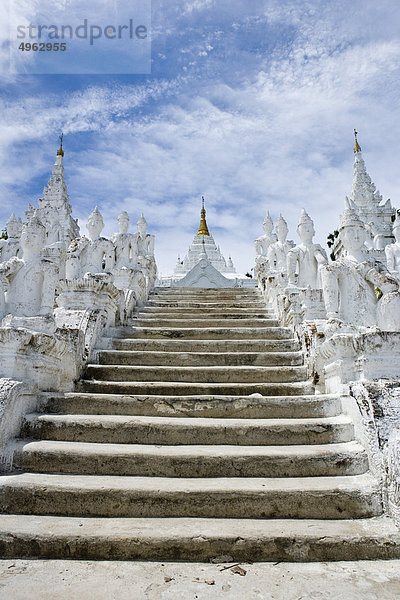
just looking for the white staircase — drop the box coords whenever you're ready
[0,286,399,561]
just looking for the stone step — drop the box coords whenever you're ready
[43,393,342,419]
[152,289,260,297]
[78,380,315,396]
[1,514,399,562]
[0,473,381,519]
[84,364,308,384]
[22,414,354,446]
[111,338,301,352]
[98,350,304,367]
[111,326,294,340]
[151,293,261,299]
[154,285,259,290]
[150,296,263,304]
[138,307,275,316]
[147,300,267,309]
[153,286,259,291]
[13,440,368,478]
[2,284,387,564]
[134,311,275,319]
[130,318,280,328]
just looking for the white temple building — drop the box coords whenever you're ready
[332,130,395,261]
[174,198,236,277]
[159,198,255,287]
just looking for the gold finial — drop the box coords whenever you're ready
[197,196,210,236]
[353,128,361,153]
[57,133,64,157]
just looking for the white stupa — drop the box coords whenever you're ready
[157,198,256,287]
[174,197,236,277]
[332,130,395,262]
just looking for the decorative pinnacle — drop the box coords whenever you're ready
[197,196,210,236]
[57,133,64,157]
[353,129,361,153]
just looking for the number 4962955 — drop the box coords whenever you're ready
[18,42,67,51]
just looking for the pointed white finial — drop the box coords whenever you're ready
[6,213,17,226]
[57,133,64,157]
[354,128,361,153]
[276,213,287,228]
[297,208,313,227]
[339,196,364,230]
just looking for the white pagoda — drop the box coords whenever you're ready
[173,197,236,277]
[333,131,395,262]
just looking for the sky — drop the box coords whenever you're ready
[1,0,400,276]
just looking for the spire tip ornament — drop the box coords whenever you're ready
[353,129,361,153]
[57,133,64,157]
[197,196,210,236]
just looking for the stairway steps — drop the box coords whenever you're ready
[84,364,308,384]
[1,285,395,562]
[131,318,281,328]
[22,414,354,446]
[13,440,368,478]
[0,473,381,519]
[43,393,342,419]
[137,308,274,316]
[112,338,301,352]
[147,301,267,308]
[149,298,264,305]
[79,380,315,396]
[151,290,260,298]
[98,349,304,367]
[114,326,294,340]
[1,514,399,562]
[152,287,259,292]
[150,295,261,301]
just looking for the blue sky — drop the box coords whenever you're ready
[1,0,400,275]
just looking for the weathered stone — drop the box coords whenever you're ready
[1,285,398,561]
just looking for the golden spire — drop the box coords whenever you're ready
[57,133,64,157]
[353,128,361,153]
[197,196,210,236]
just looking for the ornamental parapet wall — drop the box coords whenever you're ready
[0,145,157,469]
[255,192,400,524]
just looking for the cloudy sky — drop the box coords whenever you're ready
[1,0,400,275]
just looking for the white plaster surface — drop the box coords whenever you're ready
[0,559,399,600]
[175,258,236,288]
[333,145,394,259]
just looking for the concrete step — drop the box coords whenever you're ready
[137,307,275,316]
[153,288,259,292]
[0,473,381,519]
[78,380,315,396]
[13,440,368,478]
[151,287,261,298]
[152,286,260,292]
[84,364,308,384]
[43,393,342,419]
[97,350,304,367]
[111,338,301,352]
[0,514,399,561]
[22,414,354,446]
[152,289,261,297]
[150,296,263,304]
[136,309,274,316]
[130,318,280,328]
[111,326,294,340]
[1,285,386,563]
[147,300,267,309]
[135,311,275,319]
